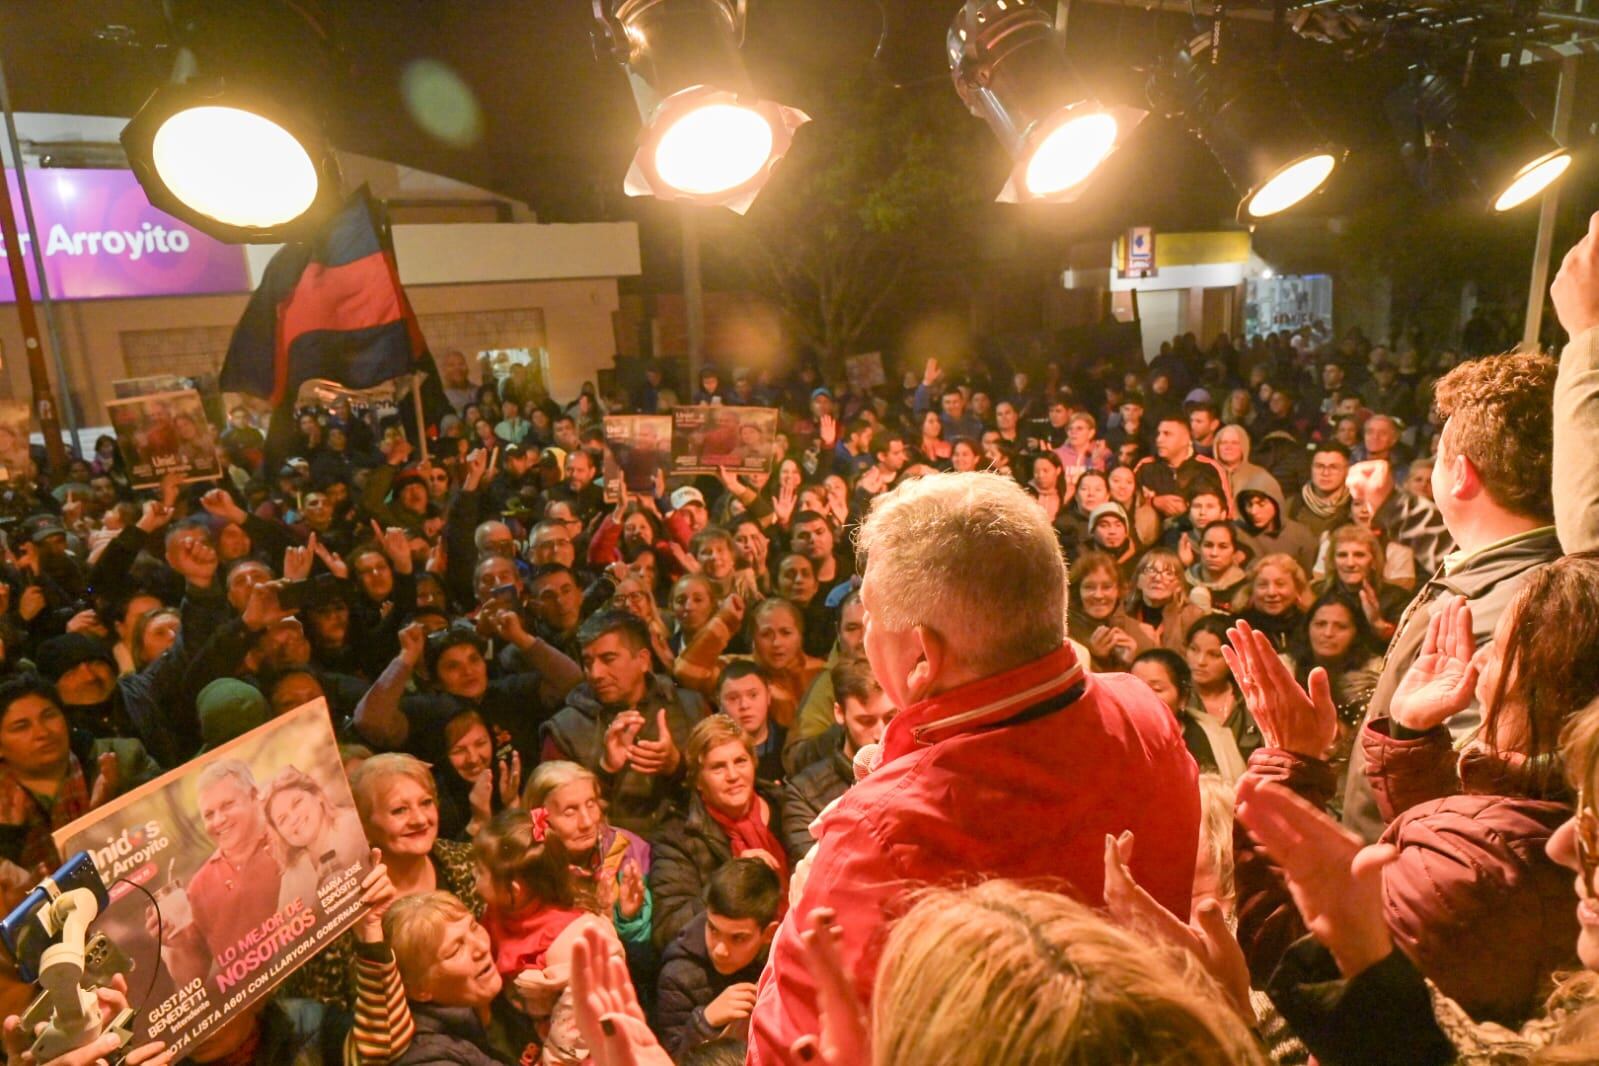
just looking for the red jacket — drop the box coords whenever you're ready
[1236,723,1578,1026]
[746,645,1200,1065]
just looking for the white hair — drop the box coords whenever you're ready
[856,472,1066,674]
[196,758,258,798]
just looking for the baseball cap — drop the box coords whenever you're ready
[670,486,706,511]
[36,634,116,681]
[17,513,66,545]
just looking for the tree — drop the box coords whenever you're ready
[717,74,992,370]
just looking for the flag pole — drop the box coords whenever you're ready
[411,378,429,464]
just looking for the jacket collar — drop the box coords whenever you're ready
[881,644,1086,762]
[1441,525,1558,579]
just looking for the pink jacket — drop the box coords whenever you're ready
[746,644,1200,1065]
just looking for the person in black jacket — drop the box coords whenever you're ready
[779,657,894,863]
[656,858,781,1061]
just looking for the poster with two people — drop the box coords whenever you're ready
[53,702,370,1058]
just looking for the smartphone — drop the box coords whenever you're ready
[490,583,518,606]
[276,580,308,611]
[1,852,108,983]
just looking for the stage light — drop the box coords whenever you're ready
[1388,68,1571,213]
[121,77,341,243]
[948,0,1145,204]
[593,0,809,212]
[1195,69,1344,221]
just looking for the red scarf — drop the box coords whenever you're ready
[706,797,790,909]
[482,901,586,981]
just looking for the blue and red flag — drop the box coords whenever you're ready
[221,186,428,403]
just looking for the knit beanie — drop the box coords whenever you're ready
[197,678,270,751]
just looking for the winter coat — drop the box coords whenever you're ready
[746,645,1200,1065]
[648,785,784,952]
[1340,527,1562,841]
[780,730,853,862]
[1237,728,1577,1028]
[1237,482,1320,576]
[539,675,707,836]
[656,913,767,1060]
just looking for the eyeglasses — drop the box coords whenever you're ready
[1577,786,1599,892]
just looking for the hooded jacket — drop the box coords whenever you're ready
[539,673,707,837]
[1236,483,1320,576]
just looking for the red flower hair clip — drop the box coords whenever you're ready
[530,806,550,844]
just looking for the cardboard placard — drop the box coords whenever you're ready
[670,406,777,475]
[53,701,372,1058]
[105,389,220,488]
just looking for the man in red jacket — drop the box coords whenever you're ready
[746,472,1200,1065]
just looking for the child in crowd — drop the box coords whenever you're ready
[656,857,783,1059]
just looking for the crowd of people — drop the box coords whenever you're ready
[7,219,1599,1065]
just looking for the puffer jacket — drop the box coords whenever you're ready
[780,729,853,863]
[656,913,768,1060]
[647,785,784,952]
[1237,724,1577,1027]
[539,674,707,836]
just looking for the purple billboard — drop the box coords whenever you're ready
[0,169,251,303]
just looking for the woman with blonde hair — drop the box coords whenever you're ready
[263,764,369,912]
[1239,553,1312,651]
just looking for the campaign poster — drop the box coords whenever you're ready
[54,702,371,1059]
[604,414,672,492]
[105,389,220,488]
[0,402,32,483]
[844,352,885,392]
[671,406,778,475]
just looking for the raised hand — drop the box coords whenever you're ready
[601,711,646,774]
[282,538,314,583]
[1389,594,1479,732]
[571,926,669,1066]
[354,851,398,944]
[788,906,868,1066]
[88,751,120,810]
[1553,210,1599,337]
[65,609,109,639]
[468,770,494,830]
[372,521,414,574]
[16,586,45,623]
[617,859,644,920]
[626,708,681,777]
[463,448,489,491]
[1222,618,1337,759]
[200,487,247,526]
[718,593,746,630]
[312,537,348,580]
[1234,776,1398,978]
[1103,832,1253,1022]
[773,484,799,526]
[136,499,173,534]
[242,582,290,632]
[497,752,522,808]
[922,357,941,387]
[397,621,427,669]
[819,413,838,449]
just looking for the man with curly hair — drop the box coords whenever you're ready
[1341,348,1562,840]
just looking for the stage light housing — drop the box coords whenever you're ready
[121,77,342,243]
[948,0,1145,203]
[1388,68,1571,213]
[594,0,809,212]
[1197,71,1345,221]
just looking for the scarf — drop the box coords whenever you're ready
[482,900,587,980]
[0,753,93,870]
[706,798,790,908]
[1300,481,1350,520]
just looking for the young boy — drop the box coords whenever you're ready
[656,858,783,1060]
[717,661,786,783]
